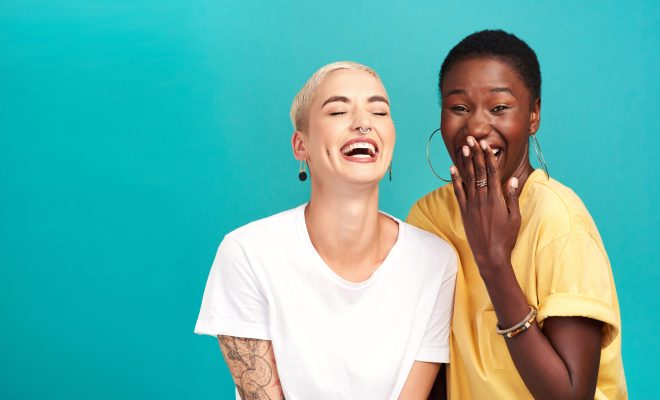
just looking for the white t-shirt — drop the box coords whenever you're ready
[195,204,457,400]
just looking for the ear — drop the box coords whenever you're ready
[529,97,541,135]
[291,131,307,160]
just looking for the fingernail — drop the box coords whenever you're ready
[450,166,456,174]
[467,137,475,147]
[511,177,519,189]
[480,140,488,150]
[462,146,470,156]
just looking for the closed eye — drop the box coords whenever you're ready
[329,111,346,116]
[373,112,389,116]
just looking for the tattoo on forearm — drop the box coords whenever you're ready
[219,336,284,400]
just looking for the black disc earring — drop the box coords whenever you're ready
[389,163,392,182]
[298,159,307,181]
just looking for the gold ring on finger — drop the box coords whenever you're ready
[476,179,488,188]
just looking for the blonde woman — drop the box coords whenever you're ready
[195,62,457,399]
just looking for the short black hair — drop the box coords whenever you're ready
[439,29,541,104]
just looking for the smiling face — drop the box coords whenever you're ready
[293,69,395,186]
[440,57,540,184]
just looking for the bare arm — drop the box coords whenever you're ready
[218,335,284,400]
[399,361,441,400]
[427,364,447,400]
[481,264,602,400]
[450,137,602,399]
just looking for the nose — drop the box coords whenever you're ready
[465,110,492,140]
[351,108,373,135]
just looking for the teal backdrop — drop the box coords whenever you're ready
[1,1,658,398]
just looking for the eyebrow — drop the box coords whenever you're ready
[444,89,466,97]
[368,95,390,106]
[322,96,350,107]
[444,87,516,97]
[321,95,390,107]
[490,87,516,97]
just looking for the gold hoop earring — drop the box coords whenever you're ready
[426,128,451,182]
[298,158,308,181]
[530,134,549,179]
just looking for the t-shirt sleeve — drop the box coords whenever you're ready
[415,252,457,363]
[535,228,619,347]
[194,236,270,340]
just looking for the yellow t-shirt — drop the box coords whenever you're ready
[407,170,627,399]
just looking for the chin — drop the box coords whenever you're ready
[342,172,384,186]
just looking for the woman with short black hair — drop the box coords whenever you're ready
[409,30,626,399]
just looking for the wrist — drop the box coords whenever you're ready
[477,259,513,281]
[478,262,532,328]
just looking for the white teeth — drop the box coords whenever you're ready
[341,141,376,155]
[492,148,501,155]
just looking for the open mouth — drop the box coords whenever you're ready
[340,140,378,160]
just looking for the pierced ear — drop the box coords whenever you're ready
[529,98,541,135]
[291,131,307,160]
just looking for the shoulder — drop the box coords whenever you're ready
[409,184,455,216]
[213,206,304,274]
[524,174,597,232]
[406,184,459,237]
[401,221,454,254]
[225,205,303,246]
[398,221,458,274]
[522,173,606,254]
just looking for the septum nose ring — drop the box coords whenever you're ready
[358,127,370,135]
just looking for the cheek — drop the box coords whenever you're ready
[495,119,524,135]
[310,120,342,145]
[379,121,396,146]
[440,115,461,148]
[440,110,461,133]
[496,111,531,132]
[316,118,341,133]
[304,130,331,158]
[501,121,530,151]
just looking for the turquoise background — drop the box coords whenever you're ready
[1,1,657,398]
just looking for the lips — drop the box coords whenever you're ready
[340,138,379,161]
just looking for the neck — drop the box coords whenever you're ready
[504,143,535,191]
[305,181,394,282]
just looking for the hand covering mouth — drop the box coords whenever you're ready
[456,145,501,157]
[341,139,379,159]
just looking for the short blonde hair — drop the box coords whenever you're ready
[290,61,380,132]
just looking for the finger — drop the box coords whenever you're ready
[460,142,476,201]
[469,136,487,208]
[450,165,467,213]
[455,143,469,191]
[480,140,504,203]
[505,177,521,221]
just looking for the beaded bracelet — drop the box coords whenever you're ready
[496,306,538,339]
